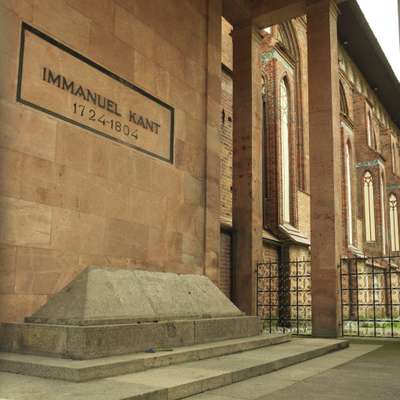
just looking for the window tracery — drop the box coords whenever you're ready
[389,193,400,252]
[367,111,378,150]
[345,142,353,245]
[363,171,376,242]
[380,172,386,254]
[280,78,290,224]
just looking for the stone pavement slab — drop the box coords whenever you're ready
[0,372,164,400]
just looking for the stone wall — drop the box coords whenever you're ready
[0,0,212,322]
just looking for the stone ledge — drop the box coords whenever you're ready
[0,316,261,360]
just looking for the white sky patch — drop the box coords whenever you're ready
[357,0,400,81]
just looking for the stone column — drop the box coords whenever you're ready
[204,0,222,286]
[307,0,342,337]
[232,23,263,315]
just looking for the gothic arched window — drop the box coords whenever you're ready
[380,172,386,254]
[340,81,349,118]
[389,193,400,252]
[392,141,399,176]
[367,111,377,150]
[363,171,376,242]
[261,74,270,206]
[280,78,290,224]
[277,21,305,191]
[345,142,353,245]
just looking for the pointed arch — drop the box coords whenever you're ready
[261,73,270,222]
[392,140,399,175]
[345,141,353,245]
[276,21,305,191]
[277,21,300,62]
[280,77,291,224]
[339,81,349,117]
[366,111,372,147]
[389,193,400,252]
[380,171,386,254]
[367,111,377,150]
[363,171,376,242]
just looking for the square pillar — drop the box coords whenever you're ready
[232,23,263,315]
[307,0,342,337]
[204,0,222,285]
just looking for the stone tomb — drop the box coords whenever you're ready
[0,267,260,359]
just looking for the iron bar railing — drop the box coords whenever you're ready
[340,255,400,337]
[257,260,312,335]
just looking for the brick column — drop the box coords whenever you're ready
[307,0,342,337]
[232,23,263,315]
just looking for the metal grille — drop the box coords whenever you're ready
[257,260,312,335]
[340,256,400,337]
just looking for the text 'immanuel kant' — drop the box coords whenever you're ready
[42,67,161,134]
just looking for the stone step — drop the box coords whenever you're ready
[0,338,349,400]
[107,338,349,400]
[0,333,290,382]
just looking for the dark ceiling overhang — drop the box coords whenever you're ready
[338,0,400,129]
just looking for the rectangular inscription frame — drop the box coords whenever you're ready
[17,22,175,164]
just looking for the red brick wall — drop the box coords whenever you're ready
[220,71,233,224]
[219,230,232,298]
[219,17,400,264]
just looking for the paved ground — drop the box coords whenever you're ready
[189,342,400,400]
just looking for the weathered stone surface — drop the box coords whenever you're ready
[1,0,211,324]
[194,316,260,344]
[25,266,242,325]
[0,334,291,382]
[26,266,155,324]
[0,316,259,359]
[0,323,68,357]
[65,320,196,360]
[0,268,254,360]
[0,339,350,399]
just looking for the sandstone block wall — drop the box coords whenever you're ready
[0,0,211,322]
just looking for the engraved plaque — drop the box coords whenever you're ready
[17,23,174,163]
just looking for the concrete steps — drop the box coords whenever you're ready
[0,333,290,382]
[0,337,348,400]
